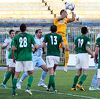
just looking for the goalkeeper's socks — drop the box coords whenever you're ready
[3,71,12,85]
[72,75,80,88]
[27,75,34,89]
[79,74,87,85]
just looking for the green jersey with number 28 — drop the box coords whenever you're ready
[12,33,35,61]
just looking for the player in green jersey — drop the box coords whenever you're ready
[94,36,100,89]
[12,24,38,96]
[1,30,15,88]
[43,25,68,92]
[71,27,94,91]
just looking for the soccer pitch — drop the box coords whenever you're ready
[0,70,99,99]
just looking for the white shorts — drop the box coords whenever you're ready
[8,59,15,67]
[46,56,60,68]
[76,53,89,70]
[15,61,34,72]
[97,69,100,78]
[32,56,46,68]
[6,58,9,66]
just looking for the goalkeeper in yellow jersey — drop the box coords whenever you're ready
[54,9,75,72]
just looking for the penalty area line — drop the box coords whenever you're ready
[0,87,98,99]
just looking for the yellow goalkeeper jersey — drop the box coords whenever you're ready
[54,18,69,37]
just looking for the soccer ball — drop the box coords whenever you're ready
[65,2,75,11]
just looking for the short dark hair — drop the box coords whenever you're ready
[20,24,26,32]
[50,25,57,32]
[35,29,41,34]
[81,27,88,34]
[9,30,14,35]
[60,9,66,15]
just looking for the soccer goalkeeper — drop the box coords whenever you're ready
[54,9,75,72]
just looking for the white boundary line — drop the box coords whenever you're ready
[0,87,99,99]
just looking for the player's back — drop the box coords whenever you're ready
[75,35,90,54]
[13,32,34,61]
[44,33,63,56]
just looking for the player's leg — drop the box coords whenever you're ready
[25,61,34,95]
[12,61,22,96]
[71,69,82,90]
[76,53,88,91]
[71,54,81,90]
[16,72,28,89]
[89,73,98,90]
[37,58,48,88]
[63,39,69,72]
[46,56,59,92]
[97,67,100,89]
[1,59,15,88]
[1,67,12,88]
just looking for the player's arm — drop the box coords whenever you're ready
[2,39,9,49]
[94,46,99,63]
[86,46,94,58]
[11,38,17,63]
[67,11,75,23]
[12,46,17,63]
[61,42,69,51]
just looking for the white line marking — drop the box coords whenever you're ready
[0,87,99,99]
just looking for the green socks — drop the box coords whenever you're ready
[3,71,12,84]
[79,74,87,85]
[12,78,17,95]
[48,75,55,90]
[27,75,34,89]
[72,75,80,88]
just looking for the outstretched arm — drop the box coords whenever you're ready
[67,11,75,23]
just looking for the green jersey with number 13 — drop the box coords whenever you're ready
[44,33,63,56]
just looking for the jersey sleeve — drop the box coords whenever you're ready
[54,18,58,25]
[59,35,63,43]
[43,35,47,43]
[31,35,36,45]
[86,38,91,47]
[64,18,70,24]
[96,38,100,47]
[2,39,9,46]
[11,37,16,47]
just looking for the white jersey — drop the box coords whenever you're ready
[96,33,100,39]
[32,36,44,57]
[2,37,12,60]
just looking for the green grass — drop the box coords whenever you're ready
[0,69,99,99]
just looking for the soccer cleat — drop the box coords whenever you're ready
[12,93,18,96]
[0,83,6,88]
[16,82,22,89]
[89,87,97,91]
[38,81,47,88]
[54,90,57,93]
[25,89,32,95]
[71,87,77,91]
[46,88,50,91]
[64,66,68,72]
[76,84,85,91]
